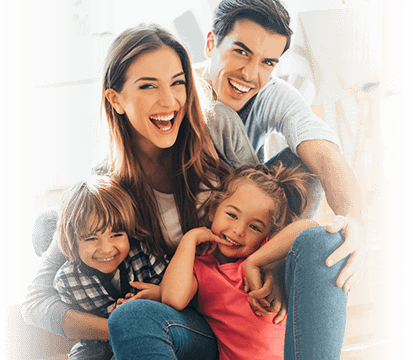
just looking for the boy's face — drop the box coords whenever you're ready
[210,182,274,263]
[77,222,130,278]
[205,18,287,111]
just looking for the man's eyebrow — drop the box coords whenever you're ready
[134,71,185,83]
[233,41,279,63]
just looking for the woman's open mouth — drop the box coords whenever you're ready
[149,112,176,131]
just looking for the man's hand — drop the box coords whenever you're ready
[325,215,366,292]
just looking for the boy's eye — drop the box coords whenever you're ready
[112,232,126,238]
[84,236,97,242]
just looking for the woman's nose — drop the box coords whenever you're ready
[158,87,176,107]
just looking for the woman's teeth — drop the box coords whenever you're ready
[224,235,242,247]
[150,113,175,131]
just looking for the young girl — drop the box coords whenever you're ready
[54,175,165,359]
[161,164,319,360]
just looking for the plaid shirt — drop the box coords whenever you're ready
[54,239,166,318]
[54,239,166,360]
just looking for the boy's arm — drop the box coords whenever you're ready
[161,227,223,311]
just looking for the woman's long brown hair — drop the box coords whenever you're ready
[102,24,229,261]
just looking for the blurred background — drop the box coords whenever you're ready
[1,0,410,358]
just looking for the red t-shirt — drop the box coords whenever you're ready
[193,254,286,360]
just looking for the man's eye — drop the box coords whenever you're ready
[263,60,275,67]
[235,48,247,56]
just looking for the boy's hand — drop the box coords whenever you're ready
[128,282,161,302]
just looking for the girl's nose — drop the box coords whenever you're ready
[232,223,246,237]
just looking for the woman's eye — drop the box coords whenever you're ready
[172,79,186,86]
[139,84,155,90]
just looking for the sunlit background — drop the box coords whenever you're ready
[1,0,410,358]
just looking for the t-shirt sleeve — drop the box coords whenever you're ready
[246,78,341,157]
[21,233,71,337]
[207,101,260,169]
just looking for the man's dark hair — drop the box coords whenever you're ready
[212,0,293,54]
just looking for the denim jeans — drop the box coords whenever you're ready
[108,227,348,360]
[108,303,218,360]
[68,340,114,360]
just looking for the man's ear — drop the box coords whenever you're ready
[105,88,125,115]
[205,31,216,58]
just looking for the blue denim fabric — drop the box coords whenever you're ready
[68,340,114,360]
[283,226,348,359]
[108,301,218,360]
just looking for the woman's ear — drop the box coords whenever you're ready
[205,31,216,58]
[105,88,125,115]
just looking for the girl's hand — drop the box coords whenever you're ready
[128,282,162,302]
[182,227,226,256]
[244,261,287,324]
[108,292,135,314]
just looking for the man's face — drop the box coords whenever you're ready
[206,19,287,111]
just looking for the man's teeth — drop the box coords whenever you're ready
[229,79,251,93]
[96,256,115,262]
[224,235,242,247]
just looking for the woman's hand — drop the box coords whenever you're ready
[244,260,287,324]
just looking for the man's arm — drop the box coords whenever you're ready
[297,139,366,292]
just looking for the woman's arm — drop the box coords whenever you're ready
[161,227,223,311]
[21,233,109,339]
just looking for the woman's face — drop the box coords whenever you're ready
[113,46,187,150]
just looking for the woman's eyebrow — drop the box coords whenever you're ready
[134,71,185,83]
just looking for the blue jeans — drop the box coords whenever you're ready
[108,303,218,360]
[108,227,348,360]
[69,340,114,360]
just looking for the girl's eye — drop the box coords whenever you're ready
[226,212,237,219]
[249,224,262,232]
[139,83,155,90]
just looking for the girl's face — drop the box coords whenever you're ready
[77,217,130,278]
[110,46,187,151]
[210,182,275,263]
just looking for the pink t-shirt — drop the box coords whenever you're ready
[193,254,286,360]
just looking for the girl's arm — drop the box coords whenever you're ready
[161,227,223,311]
[21,233,109,340]
[246,219,319,272]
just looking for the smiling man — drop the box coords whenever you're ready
[195,1,366,358]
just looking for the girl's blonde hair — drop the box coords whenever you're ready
[207,164,311,233]
[57,176,138,263]
[102,24,229,261]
